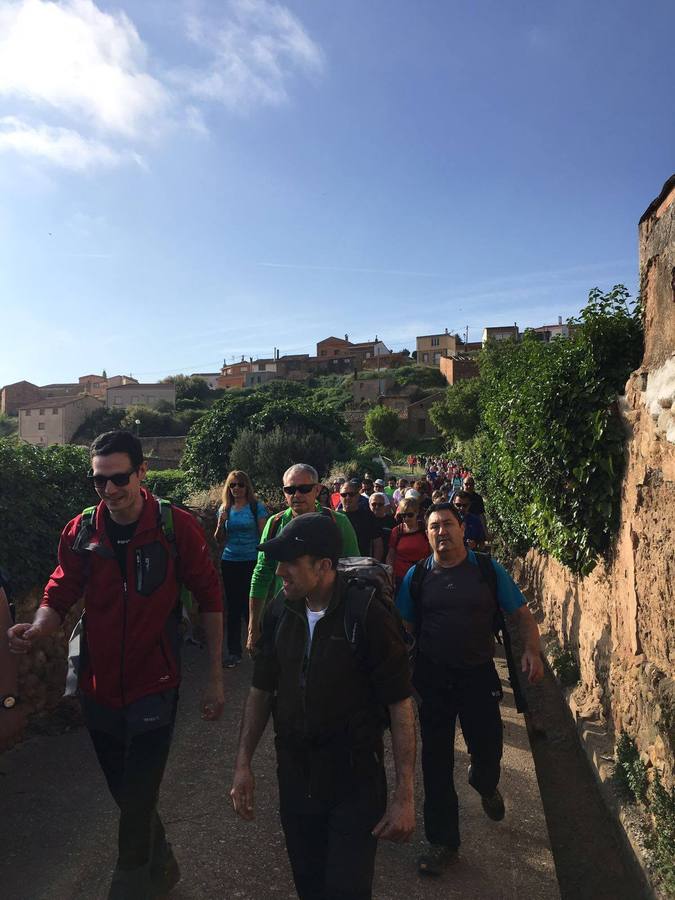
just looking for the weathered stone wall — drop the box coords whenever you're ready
[141,435,186,470]
[513,176,675,789]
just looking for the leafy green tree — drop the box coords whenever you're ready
[182,381,354,489]
[364,405,400,446]
[162,374,211,403]
[0,413,18,439]
[429,378,481,442]
[474,285,643,574]
[230,426,338,487]
[71,407,125,443]
[0,441,93,597]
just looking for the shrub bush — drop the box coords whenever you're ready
[364,405,400,446]
[229,426,339,488]
[182,380,354,490]
[475,286,643,574]
[0,441,95,598]
[145,469,190,504]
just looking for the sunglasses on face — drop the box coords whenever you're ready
[88,468,138,488]
[371,502,385,508]
[230,482,246,489]
[340,491,357,498]
[400,512,416,519]
[283,483,316,495]
[453,503,469,510]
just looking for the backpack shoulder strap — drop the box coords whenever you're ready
[343,578,375,663]
[474,551,498,605]
[72,505,98,554]
[267,511,286,541]
[157,498,177,559]
[409,559,428,636]
[249,499,258,519]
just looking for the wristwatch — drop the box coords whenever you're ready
[1,695,18,709]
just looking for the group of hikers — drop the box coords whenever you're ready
[3,429,544,900]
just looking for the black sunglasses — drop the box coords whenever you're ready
[283,484,316,495]
[340,491,357,498]
[230,482,246,489]
[88,468,138,488]
[400,512,416,519]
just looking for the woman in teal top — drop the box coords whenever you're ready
[214,471,268,666]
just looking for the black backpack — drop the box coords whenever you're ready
[409,551,528,713]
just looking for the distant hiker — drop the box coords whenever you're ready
[395,503,543,877]
[247,464,359,651]
[386,497,430,591]
[340,479,384,559]
[8,430,224,899]
[369,491,396,557]
[231,513,416,900]
[452,490,487,550]
[463,475,488,535]
[214,470,268,668]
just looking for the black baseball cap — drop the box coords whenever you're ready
[257,513,342,563]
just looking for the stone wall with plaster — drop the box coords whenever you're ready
[513,176,675,788]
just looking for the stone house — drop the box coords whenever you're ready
[439,354,479,385]
[482,325,519,345]
[217,360,251,389]
[106,383,176,409]
[350,376,395,405]
[18,395,104,446]
[416,329,459,366]
[0,380,42,416]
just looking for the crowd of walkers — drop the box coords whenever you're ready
[4,430,544,900]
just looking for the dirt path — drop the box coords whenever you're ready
[2,645,560,900]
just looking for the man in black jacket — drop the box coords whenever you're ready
[230,513,416,900]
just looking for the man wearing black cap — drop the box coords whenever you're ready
[230,513,416,900]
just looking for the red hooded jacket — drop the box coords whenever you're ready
[41,490,221,708]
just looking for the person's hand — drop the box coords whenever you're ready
[230,764,255,820]
[521,648,544,684]
[372,792,415,843]
[7,622,42,655]
[201,675,225,721]
[246,628,258,656]
[0,706,26,751]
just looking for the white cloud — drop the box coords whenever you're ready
[0,0,171,137]
[179,0,324,110]
[0,115,141,169]
[0,0,324,171]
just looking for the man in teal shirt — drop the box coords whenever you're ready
[247,463,359,651]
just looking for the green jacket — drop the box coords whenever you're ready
[249,504,359,602]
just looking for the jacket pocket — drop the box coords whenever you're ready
[135,542,169,596]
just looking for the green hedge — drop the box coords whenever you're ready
[145,469,190,504]
[0,441,95,598]
[475,286,643,574]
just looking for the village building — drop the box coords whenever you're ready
[18,395,104,446]
[482,324,520,345]
[106,383,176,409]
[416,329,460,365]
[0,381,42,416]
[439,354,480,385]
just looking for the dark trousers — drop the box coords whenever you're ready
[279,770,387,900]
[416,658,503,850]
[83,691,178,871]
[221,559,255,657]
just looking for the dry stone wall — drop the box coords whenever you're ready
[513,176,675,789]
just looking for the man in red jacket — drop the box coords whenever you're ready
[8,430,224,900]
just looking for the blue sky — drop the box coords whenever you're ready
[1,0,672,387]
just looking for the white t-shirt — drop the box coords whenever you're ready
[306,605,326,644]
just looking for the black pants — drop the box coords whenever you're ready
[221,559,255,657]
[279,769,387,900]
[83,691,178,871]
[415,658,503,850]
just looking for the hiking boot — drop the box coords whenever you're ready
[417,844,459,877]
[151,844,181,897]
[222,654,241,669]
[107,865,153,900]
[481,788,505,821]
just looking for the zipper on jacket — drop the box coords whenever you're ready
[120,579,128,705]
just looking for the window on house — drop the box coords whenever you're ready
[39,408,45,415]
[423,353,429,363]
[38,422,45,431]
[25,409,31,416]
[418,418,426,435]
[431,337,439,347]
[52,408,58,414]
